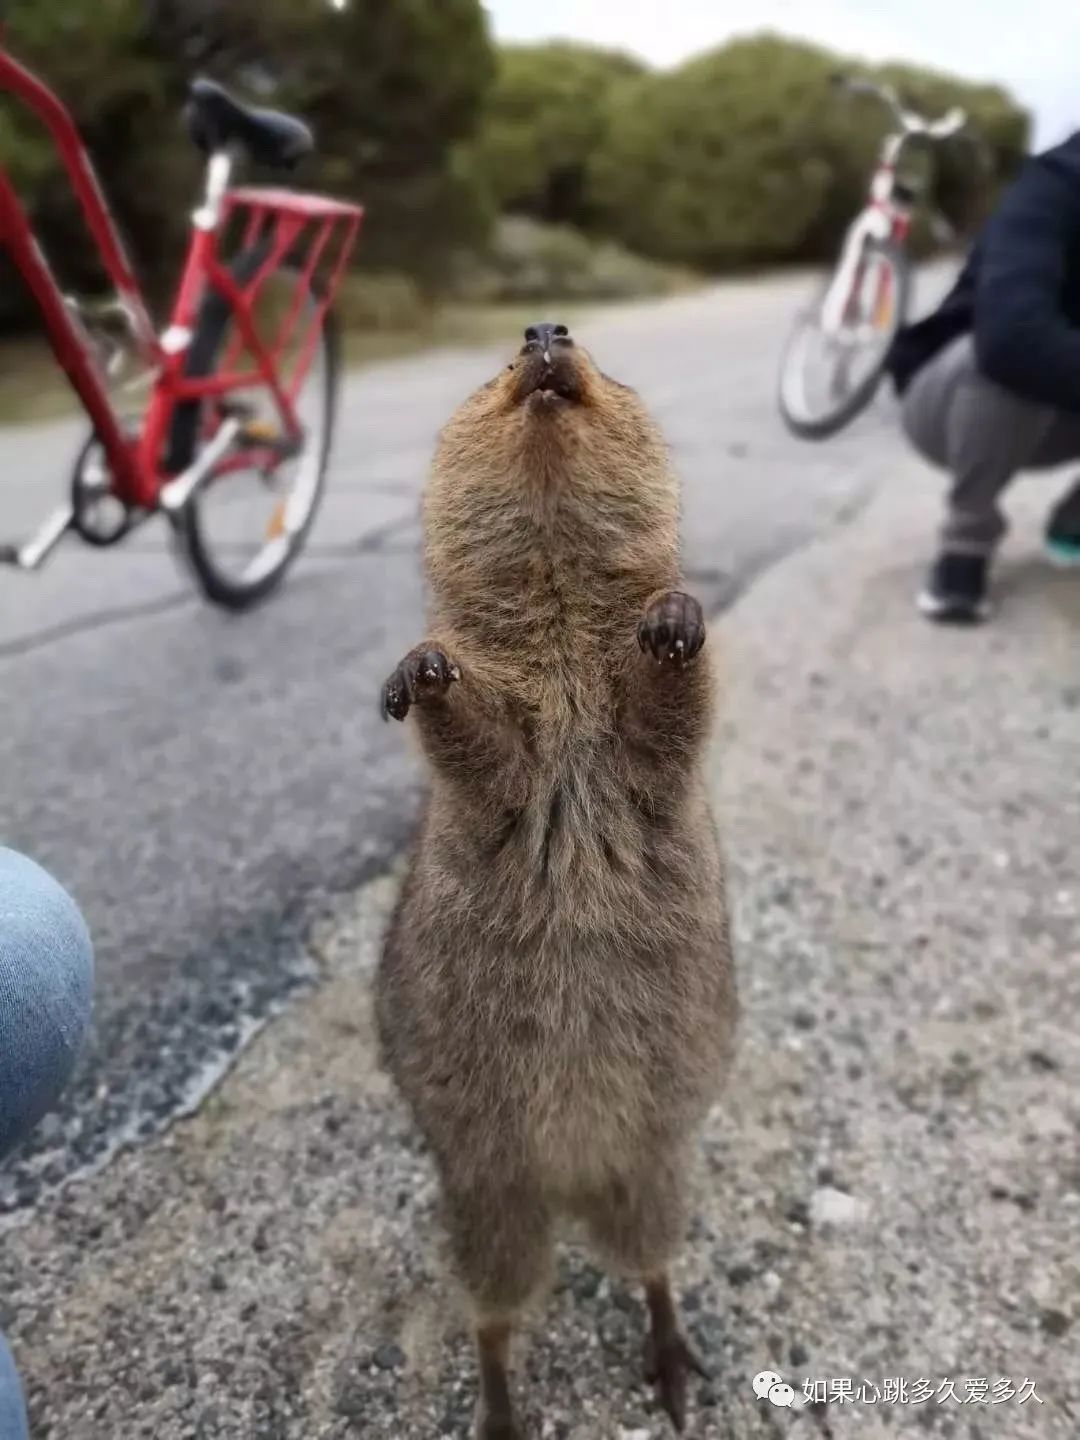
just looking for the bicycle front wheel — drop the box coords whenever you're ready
[778,241,910,441]
[167,248,340,609]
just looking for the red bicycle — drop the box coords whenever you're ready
[0,19,362,607]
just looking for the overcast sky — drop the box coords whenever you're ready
[487,1,1078,148]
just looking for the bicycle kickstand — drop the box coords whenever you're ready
[0,505,74,571]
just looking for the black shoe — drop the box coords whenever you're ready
[917,552,991,623]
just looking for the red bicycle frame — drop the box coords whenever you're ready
[139,182,362,509]
[0,27,362,550]
[0,41,151,505]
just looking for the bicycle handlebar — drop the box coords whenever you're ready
[831,74,966,141]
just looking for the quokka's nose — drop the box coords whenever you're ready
[523,322,571,357]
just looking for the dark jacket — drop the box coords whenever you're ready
[888,132,1080,411]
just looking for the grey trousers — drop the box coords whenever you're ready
[901,333,1080,554]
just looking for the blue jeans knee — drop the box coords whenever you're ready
[0,848,93,1162]
[0,1331,28,1440]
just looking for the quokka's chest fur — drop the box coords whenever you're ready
[411,742,727,1081]
[431,722,707,917]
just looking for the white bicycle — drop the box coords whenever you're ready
[778,76,966,440]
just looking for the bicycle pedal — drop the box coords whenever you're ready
[215,399,257,423]
[239,418,283,445]
[0,507,74,571]
[242,423,304,463]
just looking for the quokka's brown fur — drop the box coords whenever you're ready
[376,325,737,1438]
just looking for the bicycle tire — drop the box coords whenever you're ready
[167,245,340,609]
[778,241,911,441]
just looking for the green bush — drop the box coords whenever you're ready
[450,216,689,303]
[470,42,644,226]
[334,271,432,332]
[585,34,1030,271]
[590,36,837,269]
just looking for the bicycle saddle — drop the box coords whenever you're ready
[185,79,315,169]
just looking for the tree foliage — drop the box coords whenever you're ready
[471,42,644,226]
[174,0,497,282]
[0,0,495,324]
[0,0,191,316]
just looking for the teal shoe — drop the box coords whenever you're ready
[1045,533,1080,568]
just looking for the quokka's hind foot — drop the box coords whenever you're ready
[644,1274,711,1433]
[474,1321,527,1440]
[475,1413,526,1440]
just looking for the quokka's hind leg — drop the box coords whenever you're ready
[474,1321,522,1440]
[643,1272,710,1434]
[577,1153,708,1434]
[442,1176,554,1440]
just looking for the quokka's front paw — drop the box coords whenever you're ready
[381,646,461,721]
[637,591,705,666]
